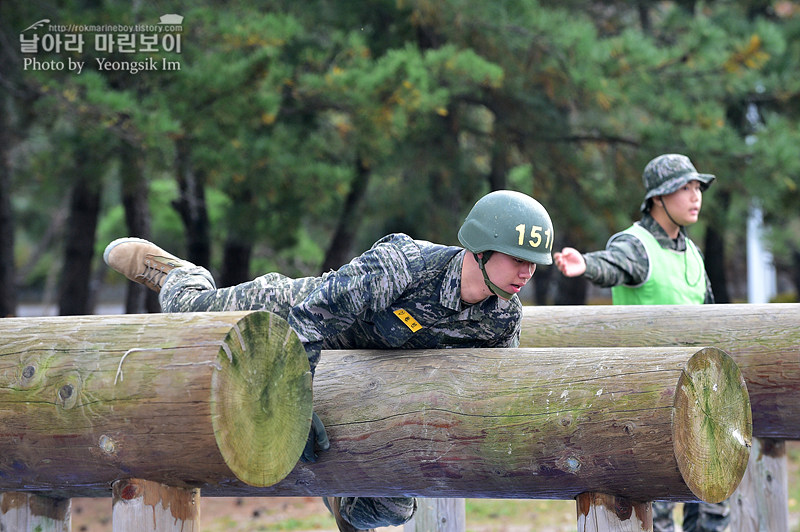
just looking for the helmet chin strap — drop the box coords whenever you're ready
[659,198,685,232]
[473,252,514,300]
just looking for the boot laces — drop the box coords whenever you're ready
[136,257,174,289]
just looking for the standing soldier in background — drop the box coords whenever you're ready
[104,189,555,532]
[553,153,727,532]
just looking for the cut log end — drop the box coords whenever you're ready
[210,311,312,487]
[673,347,752,503]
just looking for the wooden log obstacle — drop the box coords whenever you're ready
[261,344,750,504]
[0,311,312,496]
[0,308,769,531]
[519,302,799,532]
[520,303,799,439]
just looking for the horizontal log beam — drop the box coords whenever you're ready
[253,345,750,502]
[519,303,800,439]
[0,311,312,497]
[0,312,753,501]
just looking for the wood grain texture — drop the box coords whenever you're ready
[252,346,749,502]
[0,311,311,496]
[520,303,799,439]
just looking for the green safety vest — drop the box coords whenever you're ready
[610,223,706,305]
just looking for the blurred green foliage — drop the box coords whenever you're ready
[2,0,799,302]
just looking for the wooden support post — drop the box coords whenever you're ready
[576,493,651,532]
[520,303,800,439]
[404,498,465,532]
[0,311,312,495]
[112,479,199,532]
[729,437,788,532]
[0,492,71,531]
[257,345,750,502]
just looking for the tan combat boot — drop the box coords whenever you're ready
[103,237,192,293]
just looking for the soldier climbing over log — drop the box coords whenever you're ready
[103,189,555,532]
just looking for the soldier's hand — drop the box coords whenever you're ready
[553,247,586,277]
[300,411,330,463]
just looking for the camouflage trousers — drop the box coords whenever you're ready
[159,266,417,530]
[653,500,730,532]
[324,496,417,529]
[159,265,325,317]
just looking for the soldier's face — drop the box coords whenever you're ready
[659,180,703,225]
[483,252,535,298]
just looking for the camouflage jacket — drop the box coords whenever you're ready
[289,233,522,367]
[582,214,714,303]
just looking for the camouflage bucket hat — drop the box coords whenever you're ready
[640,154,715,212]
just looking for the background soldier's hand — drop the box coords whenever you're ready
[553,247,587,277]
[300,411,330,462]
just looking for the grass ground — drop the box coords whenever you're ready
[70,440,800,531]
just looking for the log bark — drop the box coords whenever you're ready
[0,492,70,531]
[255,345,750,502]
[520,303,800,439]
[0,311,311,497]
[111,479,199,532]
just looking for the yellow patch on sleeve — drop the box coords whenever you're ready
[393,309,423,332]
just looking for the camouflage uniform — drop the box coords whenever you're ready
[582,215,728,532]
[159,232,521,529]
[582,214,714,303]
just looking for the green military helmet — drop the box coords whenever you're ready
[641,154,715,212]
[458,190,554,266]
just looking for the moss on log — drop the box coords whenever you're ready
[519,303,799,439]
[0,311,311,496]
[254,345,750,502]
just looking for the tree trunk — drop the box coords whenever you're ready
[488,129,511,192]
[554,274,588,305]
[173,138,211,268]
[637,2,651,34]
[120,140,159,313]
[220,237,252,288]
[0,311,312,496]
[520,303,800,439]
[532,263,554,305]
[257,345,749,502]
[0,117,15,317]
[321,155,371,272]
[704,225,729,303]
[792,249,800,302]
[58,163,102,316]
[703,186,731,303]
